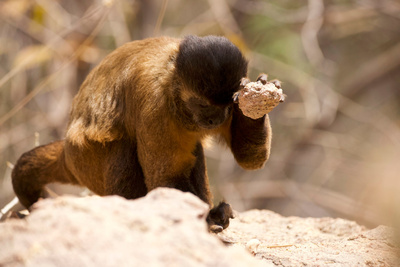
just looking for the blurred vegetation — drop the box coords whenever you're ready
[1,0,400,228]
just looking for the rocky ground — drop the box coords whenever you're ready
[0,188,398,266]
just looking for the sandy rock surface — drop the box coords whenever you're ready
[0,188,268,267]
[1,188,398,266]
[218,209,399,266]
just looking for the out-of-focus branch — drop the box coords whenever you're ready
[153,0,168,36]
[338,95,400,147]
[0,3,107,91]
[35,0,74,28]
[230,180,382,226]
[340,42,400,98]
[0,3,112,126]
[250,51,400,148]
[325,6,377,25]
[107,0,132,46]
[180,10,215,36]
[0,11,74,57]
[359,0,400,19]
[207,0,242,36]
[301,0,325,68]
[233,0,309,23]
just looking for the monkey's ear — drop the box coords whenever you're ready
[66,87,125,146]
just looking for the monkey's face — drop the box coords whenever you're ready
[185,97,232,130]
[175,35,248,130]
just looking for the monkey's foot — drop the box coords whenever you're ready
[206,202,234,233]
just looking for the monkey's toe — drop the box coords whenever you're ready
[206,202,234,232]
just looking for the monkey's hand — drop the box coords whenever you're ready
[234,74,285,120]
[206,202,234,233]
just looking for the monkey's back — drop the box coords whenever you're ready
[66,37,180,146]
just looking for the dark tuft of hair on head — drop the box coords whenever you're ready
[176,35,248,105]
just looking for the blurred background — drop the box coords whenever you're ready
[1,0,399,229]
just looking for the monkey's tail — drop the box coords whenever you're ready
[11,140,74,209]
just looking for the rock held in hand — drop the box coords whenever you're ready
[237,77,285,119]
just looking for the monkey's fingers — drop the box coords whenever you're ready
[234,78,251,103]
[209,225,224,233]
[240,77,251,89]
[206,202,234,233]
[268,79,285,102]
[270,79,281,89]
[256,73,268,85]
[233,93,240,103]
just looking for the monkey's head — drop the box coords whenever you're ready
[175,35,248,130]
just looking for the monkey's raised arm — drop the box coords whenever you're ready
[227,105,272,170]
[221,74,285,170]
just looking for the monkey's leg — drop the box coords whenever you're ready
[12,140,78,209]
[63,139,148,199]
[139,141,212,204]
[187,143,212,204]
[158,142,232,232]
[102,141,148,199]
[137,134,234,231]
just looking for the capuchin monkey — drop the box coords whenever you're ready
[12,35,272,232]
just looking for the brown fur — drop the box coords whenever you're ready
[12,36,272,229]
